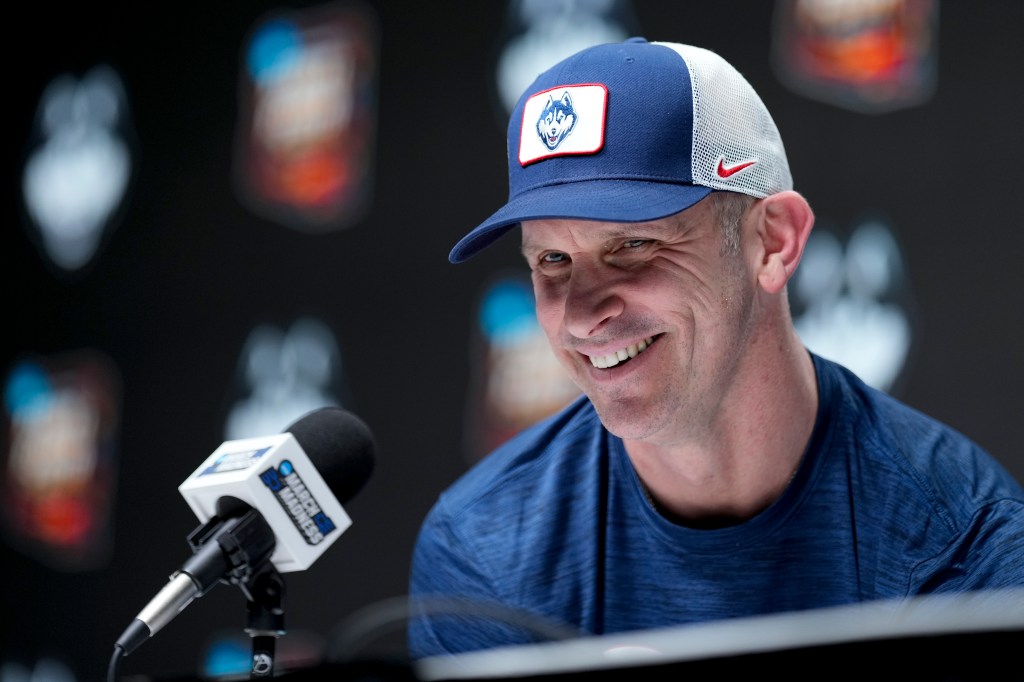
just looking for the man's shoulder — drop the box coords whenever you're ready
[812,353,1024,514]
[813,352,973,450]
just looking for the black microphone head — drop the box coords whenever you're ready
[284,406,376,505]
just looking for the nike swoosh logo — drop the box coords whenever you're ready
[716,158,756,178]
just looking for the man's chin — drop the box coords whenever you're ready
[589,397,663,441]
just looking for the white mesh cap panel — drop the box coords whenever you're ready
[656,42,793,197]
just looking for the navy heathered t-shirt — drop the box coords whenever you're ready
[408,353,1024,658]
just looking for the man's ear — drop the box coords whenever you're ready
[755,191,814,294]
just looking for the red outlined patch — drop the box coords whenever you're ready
[519,83,608,166]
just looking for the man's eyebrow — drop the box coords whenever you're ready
[520,238,543,258]
[521,218,688,256]
[604,224,675,239]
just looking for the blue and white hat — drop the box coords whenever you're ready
[449,37,792,263]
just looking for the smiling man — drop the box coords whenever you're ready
[408,38,1024,658]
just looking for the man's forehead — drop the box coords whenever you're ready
[520,205,708,252]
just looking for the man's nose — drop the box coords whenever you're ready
[563,260,624,339]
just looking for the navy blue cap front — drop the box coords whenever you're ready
[449,38,712,263]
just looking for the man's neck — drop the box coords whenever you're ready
[624,328,818,528]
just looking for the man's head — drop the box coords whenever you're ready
[449,37,792,264]
[453,38,815,445]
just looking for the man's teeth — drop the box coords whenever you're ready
[589,337,654,368]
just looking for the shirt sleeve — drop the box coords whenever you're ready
[407,495,545,659]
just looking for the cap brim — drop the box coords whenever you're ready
[449,180,714,263]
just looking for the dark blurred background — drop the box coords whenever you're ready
[3,2,1022,681]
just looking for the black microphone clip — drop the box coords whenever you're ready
[184,507,275,599]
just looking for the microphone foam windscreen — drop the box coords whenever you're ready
[285,407,376,504]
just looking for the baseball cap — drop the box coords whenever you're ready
[449,37,792,263]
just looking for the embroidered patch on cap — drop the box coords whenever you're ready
[519,84,607,166]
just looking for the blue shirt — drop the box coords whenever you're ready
[408,354,1024,658]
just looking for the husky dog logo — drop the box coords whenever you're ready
[536,91,578,150]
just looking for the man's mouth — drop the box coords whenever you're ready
[587,336,655,369]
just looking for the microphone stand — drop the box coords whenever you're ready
[184,514,286,679]
[239,562,287,678]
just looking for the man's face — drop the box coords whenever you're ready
[521,196,759,445]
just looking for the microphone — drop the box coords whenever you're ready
[115,407,375,657]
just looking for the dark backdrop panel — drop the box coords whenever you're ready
[3,2,1022,681]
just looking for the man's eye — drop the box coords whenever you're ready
[541,252,568,264]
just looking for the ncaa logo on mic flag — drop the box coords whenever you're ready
[201,446,272,476]
[519,84,607,166]
[259,459,336,545]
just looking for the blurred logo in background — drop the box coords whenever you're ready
[493,0,639,121]
[223,317,352,440]
[1,350,121,571]
[0,657,76,682]
[21,65,135,276]
[463,274,580,463]
[200,628,325,679]
[790,217,916,393]
[772,0,939,113]
[234,1,379,233]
